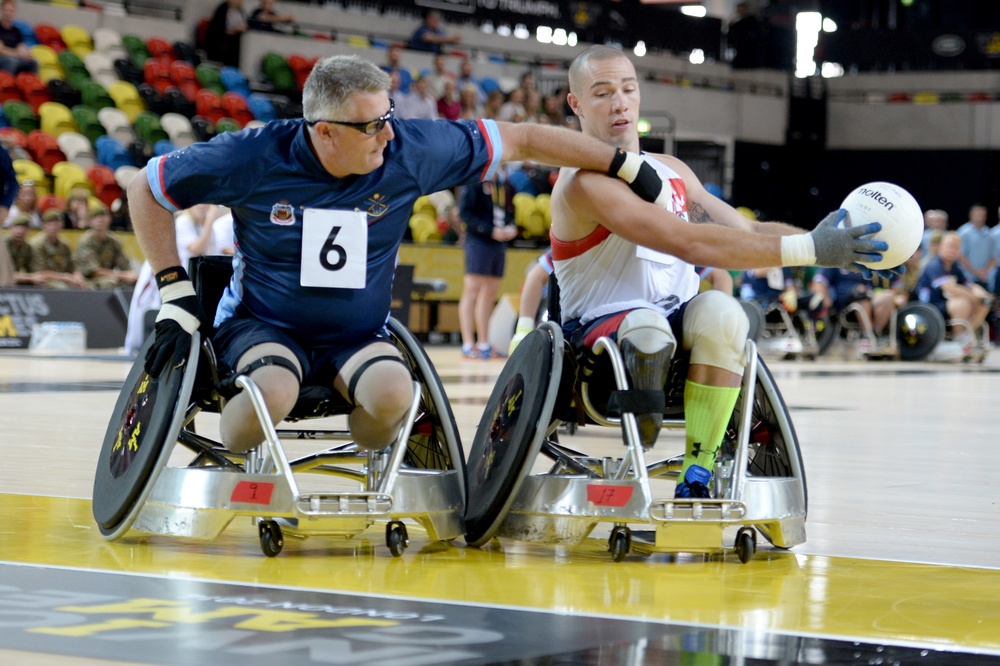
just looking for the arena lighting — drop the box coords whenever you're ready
[689,48,705,64]
[514,24,530,39]
[637,118,651,135]
[537,25,553,44]
[680,6,707,17]
[795,11,822,77]
[823,18,837,32]
[634,40,647,57]
[552,28,569,46]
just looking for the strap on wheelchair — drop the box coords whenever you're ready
[607,389,666,417]
[347,355,411,405]
[218,355,302,398]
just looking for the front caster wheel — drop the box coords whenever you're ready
[259,520,283,558]
[386,520,409,557]
[735,526,756,564]
[608,525,631,562]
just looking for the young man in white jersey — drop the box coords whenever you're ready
[550,45,887,498]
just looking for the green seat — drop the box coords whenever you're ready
[3,100,38,134]
[71,104,105,144]
[57,50,86,75]
[134,110,164,144]
[262,52,294,89]
[66,69,91,91]
[122,34,149,62]
[214,117,240,134]
[81,81,114,111]
[196,63,220,87]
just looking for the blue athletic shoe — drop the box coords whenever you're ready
[675,464,712,499]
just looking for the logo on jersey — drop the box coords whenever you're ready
[270,202,296,226]
[669,177,687,218]
[364,193,390,218]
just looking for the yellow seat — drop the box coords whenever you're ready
[512,192,535,228]
[534,192,551,226]
[409,213,441,244]
[52,160,93,199]
[522,209,549,240]
[12,159,49,194]
[30,44,59,68]
[39,101,78,137]
[38,64,65,83]
[412,195,437,219]
[345,35,371,49]
[913,91,940,105]
[61,24,93,58]
[107,81,145,122]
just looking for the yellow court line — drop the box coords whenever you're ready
[1,493,998,656]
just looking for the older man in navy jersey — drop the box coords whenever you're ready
[127,54,679,455]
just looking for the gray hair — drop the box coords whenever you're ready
[568,45,629,95]
[302,55,390,122]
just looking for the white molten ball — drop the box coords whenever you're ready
[839,182,923,269]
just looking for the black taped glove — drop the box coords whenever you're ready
[144,266,206,378]
[608,149,671,207]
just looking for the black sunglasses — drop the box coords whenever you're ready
[307,99,394,135]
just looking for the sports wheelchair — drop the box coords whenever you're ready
[463,314,807,564]
[741,298,837,360]
[92,256,466,557]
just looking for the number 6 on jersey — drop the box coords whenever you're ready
[300,208,368,289]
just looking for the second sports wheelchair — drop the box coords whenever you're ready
[92,256,466,557]
[463,317,807,564]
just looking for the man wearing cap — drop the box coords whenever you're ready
[31,209,87,289]
[3,213,43,285]
[74,203,138,289]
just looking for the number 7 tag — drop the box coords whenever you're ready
[300,208,368,289]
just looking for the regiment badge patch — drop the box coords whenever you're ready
[270,202,296,226]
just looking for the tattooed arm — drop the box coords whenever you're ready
[651,153,804,237]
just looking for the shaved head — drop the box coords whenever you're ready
[568,45,631,95]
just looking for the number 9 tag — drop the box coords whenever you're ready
[300,208,368,289]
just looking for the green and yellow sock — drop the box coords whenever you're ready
[680,380,741,480]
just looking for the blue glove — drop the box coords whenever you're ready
[144,266,206,377]
[858,264,906,281]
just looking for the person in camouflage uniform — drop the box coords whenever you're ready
[74,204,137,289]
[31,210,87,289]
[3,214,43,285]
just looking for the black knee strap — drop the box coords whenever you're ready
[347,355,411,405]
[219,355,302,397]
[607,390,666,417]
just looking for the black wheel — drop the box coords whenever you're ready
[813,313,840,356]
[735,527,755,564]
[387,318,466,502]
[386,521,409,557]
[259,520,283,557]
[608,526,631,562]
[93,332,201,539]
[897,303,946,361]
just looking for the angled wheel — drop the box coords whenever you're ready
[387,318,466,503]
[464,322,563,547]
[726,354,807,547]
[92,332,201,540]
[897,302,945,361]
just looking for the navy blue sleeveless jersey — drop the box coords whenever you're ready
[147,118,502,345]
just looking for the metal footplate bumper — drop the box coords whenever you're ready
[497,475,653,545]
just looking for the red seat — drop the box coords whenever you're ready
[34,23,65,52]
[221,91,253,126]
[27,130,66,173]
[143,57,172,89]
[146,37,174,61]
[169,60,197,85]
[15,72,51,111]
[194,89,225,124]
[38,193,66,214]
[178,81,199,101]
[0,70,22,103]
[87,164,122,207]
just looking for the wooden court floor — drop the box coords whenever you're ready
[1,340,999,664]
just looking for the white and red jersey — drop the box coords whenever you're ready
[551,158,699,325]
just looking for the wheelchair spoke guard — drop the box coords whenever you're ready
[464,322,563,547]
[92,332,201,538]
[387,318,467,500]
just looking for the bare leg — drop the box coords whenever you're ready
[475,275,502,349]
[459,274,483,349]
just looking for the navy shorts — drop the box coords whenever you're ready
[464,234,506,277]
[213,314,392,386]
